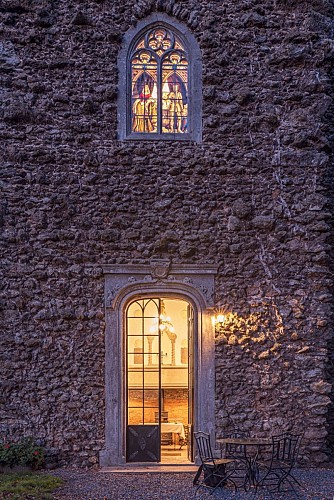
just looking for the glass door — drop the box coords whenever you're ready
[126,299,160,462]
[126,297,193,463]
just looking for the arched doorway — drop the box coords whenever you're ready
[99,262,217,467]
[126,297,193,463]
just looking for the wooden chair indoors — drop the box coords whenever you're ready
[155,411,172,445]
[179,423,190,450]
[155,411,169,423]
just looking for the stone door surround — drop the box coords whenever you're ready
[99,260,217,466]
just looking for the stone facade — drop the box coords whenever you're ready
[1,0,334,467]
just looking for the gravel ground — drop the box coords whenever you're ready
[49,467,334,500]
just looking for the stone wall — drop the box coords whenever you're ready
[323,9,334,460]
[1,0,334,467]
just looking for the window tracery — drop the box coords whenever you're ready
[118,15,202,142]
[130,26,189,136]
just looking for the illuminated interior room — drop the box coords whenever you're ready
[127,297,192,464]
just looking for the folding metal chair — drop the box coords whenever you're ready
[193,431,237,495]
[224,428,250,460]
[223,429,250,489]
[255,432,303,494]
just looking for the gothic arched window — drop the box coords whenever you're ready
[118,15,202,142]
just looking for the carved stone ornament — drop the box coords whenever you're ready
[106,282,122,306]
[200,284,213,301]
[150,259,171,280]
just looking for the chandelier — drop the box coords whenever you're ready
[159,300,175,336]
[159,300,177,365]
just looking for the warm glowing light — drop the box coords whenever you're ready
[159,301,176,339]
[216,314,226,324]
[213,304,286,359]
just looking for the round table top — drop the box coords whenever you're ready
[216,437,271,446]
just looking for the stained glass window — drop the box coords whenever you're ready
[130,27,189,136]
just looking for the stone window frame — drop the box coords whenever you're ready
[118,13,202,143]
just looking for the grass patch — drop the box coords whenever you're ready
[0,472,63,499]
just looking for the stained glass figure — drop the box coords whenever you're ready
[130,27,188,135]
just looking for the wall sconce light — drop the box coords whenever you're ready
[214,314,226,326]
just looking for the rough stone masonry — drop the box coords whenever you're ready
[1,0,334,467]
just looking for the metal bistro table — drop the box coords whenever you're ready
[217,437,271,491]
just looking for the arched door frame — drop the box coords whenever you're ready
[100,262,217,466]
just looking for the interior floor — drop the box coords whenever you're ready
[160,444,191,464]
